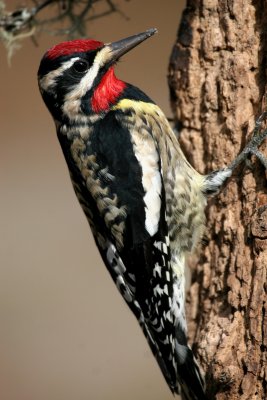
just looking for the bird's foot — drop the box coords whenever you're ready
[205,112,267,195]
[229,111,267,171]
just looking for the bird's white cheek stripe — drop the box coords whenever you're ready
[62,47,111,120]
[39,58,79,92]
[131,131,162,236]
[62,62,100,119]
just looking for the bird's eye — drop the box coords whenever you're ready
[73,60,89,73]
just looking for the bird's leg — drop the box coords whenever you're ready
[205,112,267,194]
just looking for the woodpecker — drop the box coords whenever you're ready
[38,29,267,400]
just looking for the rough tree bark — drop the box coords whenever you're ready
[168,1,267,399]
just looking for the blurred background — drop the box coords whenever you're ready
[0,1,185,399]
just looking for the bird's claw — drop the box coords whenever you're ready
[249,147,267,169]
[229,113,267,172]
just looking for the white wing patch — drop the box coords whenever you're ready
[131,129,161,236]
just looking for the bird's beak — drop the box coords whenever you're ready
[104,28,157,64]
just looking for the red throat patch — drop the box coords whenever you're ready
[46,39,103,59]
[91,67,126,113]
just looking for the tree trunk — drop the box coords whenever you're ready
[168,1,267,399]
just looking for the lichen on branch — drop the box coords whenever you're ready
[0,0,129,59]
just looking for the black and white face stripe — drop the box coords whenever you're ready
[38,46,114,120]
[38,46,113,93]
[62,47,113,119]
[39,57,80,93]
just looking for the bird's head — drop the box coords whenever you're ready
[38,28,157,122]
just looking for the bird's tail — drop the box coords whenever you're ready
[140,319,208,399]
[175,342,208,400]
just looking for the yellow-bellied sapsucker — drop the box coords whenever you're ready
[37,29,267,400]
